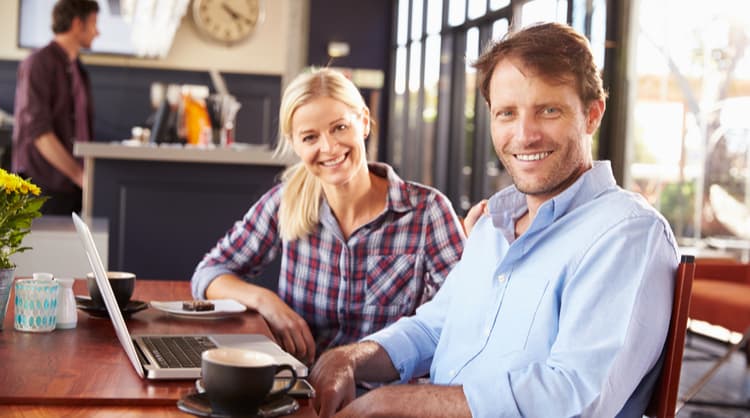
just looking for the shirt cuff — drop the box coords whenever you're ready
[362,318,434,383]
[190,265,235,299]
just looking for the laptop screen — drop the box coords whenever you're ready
[72,213,146,378]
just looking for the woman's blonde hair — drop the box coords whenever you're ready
[275,68,369,241]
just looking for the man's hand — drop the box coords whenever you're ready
[317,382,473,418]
[309,346,358,418]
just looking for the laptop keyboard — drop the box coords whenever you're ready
[141,336,217,368]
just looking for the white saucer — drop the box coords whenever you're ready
[150,299,246,319]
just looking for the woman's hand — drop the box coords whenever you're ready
[205,275,316,364]
[463,199,488,235]
[255,288,316,365]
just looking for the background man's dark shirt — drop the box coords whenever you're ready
[11,41,93,194]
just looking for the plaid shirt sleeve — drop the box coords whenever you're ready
[419,191,466,304]
[191,185,282,298]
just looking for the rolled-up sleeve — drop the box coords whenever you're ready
[18,56,55,142]
[363,259,464,382]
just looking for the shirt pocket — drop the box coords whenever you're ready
[365,254,421,307]
[490,277,551,357]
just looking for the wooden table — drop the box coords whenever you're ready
[0,279,316,417]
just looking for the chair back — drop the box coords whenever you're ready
[645,254,695,418]
[694,258,750,284]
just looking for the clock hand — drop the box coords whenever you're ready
[221,3,255,25]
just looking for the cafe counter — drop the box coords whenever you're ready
[74,142,295,283]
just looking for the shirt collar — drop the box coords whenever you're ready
[370,162,414,213]
[488,161,617,235]
[319,162,414,228]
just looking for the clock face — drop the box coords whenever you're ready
[192,0,262,44]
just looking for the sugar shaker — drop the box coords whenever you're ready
[55,278,77,329]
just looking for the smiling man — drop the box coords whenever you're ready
[309,22,679,417]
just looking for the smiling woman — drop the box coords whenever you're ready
[190,68,466,365]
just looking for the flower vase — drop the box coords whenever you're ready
[0,267,15,331]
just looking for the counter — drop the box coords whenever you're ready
[76,142,297,216]
[74,142,295,165]
[74,142,294,283]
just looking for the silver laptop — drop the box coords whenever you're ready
[72,213,308,380]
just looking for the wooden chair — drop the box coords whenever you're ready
[688,257,750,362]
[678,257,750,409]
[645,255,695,418]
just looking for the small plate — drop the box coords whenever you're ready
[75,296,148,318]
[177,392,299,418]
[150,299,246,319]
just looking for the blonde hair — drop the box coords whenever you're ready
[275,68,369,241]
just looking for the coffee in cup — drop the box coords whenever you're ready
[86,271,135,309]
[201,347,298,415]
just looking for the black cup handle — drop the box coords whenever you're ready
[268,364,298,397]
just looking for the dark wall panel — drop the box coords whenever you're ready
[0,61,19,118]
[307,0,393,70]
[93,158,283,287]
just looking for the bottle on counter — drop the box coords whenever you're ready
[182,92,211,145]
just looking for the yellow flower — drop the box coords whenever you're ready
[0,170,41,196]
[0,168,48,269]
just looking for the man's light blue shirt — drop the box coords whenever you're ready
[365,161,679,417]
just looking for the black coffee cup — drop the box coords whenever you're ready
[86,271,135,309]
[201,347,298,415]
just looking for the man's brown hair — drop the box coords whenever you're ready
[474,22,607,108]
[51,0,99,34]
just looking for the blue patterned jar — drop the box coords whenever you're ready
[14,278,58,332]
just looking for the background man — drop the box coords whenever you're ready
[309,22,679,417]
[12,0,99,214]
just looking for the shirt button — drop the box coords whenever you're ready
[483,327,491,337]
[448,369,456,377]
[497,274,507,283]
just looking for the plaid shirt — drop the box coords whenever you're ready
[191,163,465,354]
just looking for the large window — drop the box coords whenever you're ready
[625,0,750,254]
[387,0,607,213]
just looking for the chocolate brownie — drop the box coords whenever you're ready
[182,300,215,311]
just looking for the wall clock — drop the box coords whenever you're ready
[192,0,262,45]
